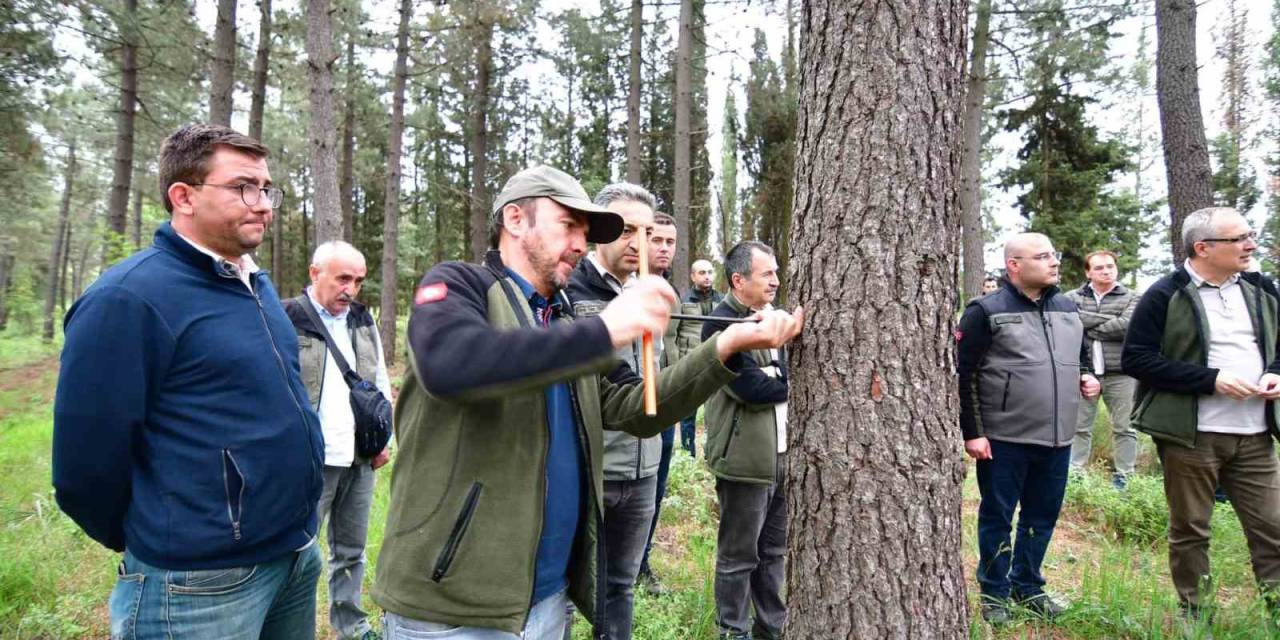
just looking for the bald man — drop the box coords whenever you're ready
[283,241,392,639]
[957,233,1099,624]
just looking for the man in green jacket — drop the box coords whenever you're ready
[1123,206,1280,627]
[701,241,790,640]
[374,166,804,640]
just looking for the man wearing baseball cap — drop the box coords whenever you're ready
[373,165,805,639]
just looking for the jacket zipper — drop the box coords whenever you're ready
[1001,374,1011,412]
[720,410,741,460]
[246,276,324,515]
[432,482,484,581]
[1038,305,1060,446]
[222,449,245,541]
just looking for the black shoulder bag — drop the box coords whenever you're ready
[299,301,392,459]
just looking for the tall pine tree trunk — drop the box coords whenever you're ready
[0,246,14,331]
[468,15,493,263]
[248,0,277,278]
[45,141,76,341]
[960,0,991,300]
[673,0,693,285]
[107,0,137,256]
[788,0,969,636]
[58,223,72,312]
[131,187,142,250]
[627,0,643,183]
[381,0,411,364]
[209,0,237,125]
[1157,0,1214,263]
[340,37,356,243]
[307,0,343,245]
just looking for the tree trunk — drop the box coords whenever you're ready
[1156,0,1214,263]
[44,141,76,341]
[381,0,411,365]
[672,0,693,286]
[209,0,238,125]
[248,0,272,141]
[468,16,493,263]
[131,186,143,250]
[107,0,137,251]
[340,36,356,243]
[0,246,14,331]
[788,0,970,637]
[627,0,643,183]
[307,0,343,245]
[960,0,992,300]
[58,222,72,312]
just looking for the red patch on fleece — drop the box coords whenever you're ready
[415,282,448,305]
[954,329,964,342]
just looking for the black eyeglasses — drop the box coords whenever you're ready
[190,183,284,209]
[1202,231,1257,244]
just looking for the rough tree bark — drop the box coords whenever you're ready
[306,0,343,245]
[960,0,992,300]
[1156,0,1214,263]
[340,37,356,243]
[209,0,237,126]
[380,0,411,365]
[788,0,970,637]
[468,14,494,263]
[627,0,643,183]
[107,0,137,248]
[247,0,277,278]
[58,223,72,312]
[672,0,692,286]
[0,246,14,331]
[44,141,76,341]
[131,186,142,250]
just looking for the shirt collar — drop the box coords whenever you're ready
[505,267,561,315]
[1184,259,1240,288]
[587,253,630,293]
[175,230,259,276]
[305,286,348,321]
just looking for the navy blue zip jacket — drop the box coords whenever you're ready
[52,222,324,570]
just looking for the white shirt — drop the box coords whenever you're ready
[175,231,259,292]
[1185,261,1268,435]
[306,288,394,466]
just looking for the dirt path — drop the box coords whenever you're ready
[0,356,59,422]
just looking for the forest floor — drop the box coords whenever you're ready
[1,330,1277,639]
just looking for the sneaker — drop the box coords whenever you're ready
[1178,605,1214,640]
[1015,592,1067,619]
[1112,473,1129,490]
[718,631,751,640]
[353,630,381,640]
[980,598,1013,625]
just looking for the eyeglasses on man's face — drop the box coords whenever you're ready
[1203,231,1257,245]
[1011,251,1062,262]
[190,182,284,209]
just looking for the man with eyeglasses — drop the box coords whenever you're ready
[1123,207,1280,627]
[53,124,326,639]
[957,232,1099,624]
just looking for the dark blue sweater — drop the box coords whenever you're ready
[53,223,324,570]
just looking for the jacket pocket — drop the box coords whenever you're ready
[718,410,742,461]
[1001,374,1011,412]
[431,482,483,582]
[221,450,246,542]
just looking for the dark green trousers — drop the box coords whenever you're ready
[1158,432,1280,607]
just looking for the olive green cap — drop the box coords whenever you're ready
[491,165,624,244]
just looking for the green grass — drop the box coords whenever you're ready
[5,335,1280,638]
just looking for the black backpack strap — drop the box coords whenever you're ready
[298,297,362,389]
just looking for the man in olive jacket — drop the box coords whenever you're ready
[1122,207,1280,623]
[701,241,790,640]
[373,166,804,640]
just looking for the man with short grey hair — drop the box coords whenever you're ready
[1124,206,1280,626]
[283,241,392,640]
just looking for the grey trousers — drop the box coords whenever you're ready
[318,462,376,639]
[714,455,787,639]
[1071,373,1137,475]
[601,475,659,640]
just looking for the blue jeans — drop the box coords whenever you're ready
[640,426,675,575]
[318,463,376,639]
[680,414,697,457]
[384,588,569,639]
[109,544,322,640]
[602,475,659,640]
[975,440,1070,600]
